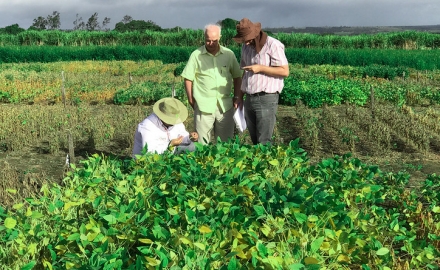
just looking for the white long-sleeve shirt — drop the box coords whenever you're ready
[132,113,191,157]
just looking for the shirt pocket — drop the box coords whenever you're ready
[220,66,230,78]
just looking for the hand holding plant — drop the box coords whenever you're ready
[170,135,184,146]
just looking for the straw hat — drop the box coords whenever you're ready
[232,18,261,43]
[153,97,188,125]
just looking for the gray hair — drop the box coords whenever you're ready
[204,24,222,34]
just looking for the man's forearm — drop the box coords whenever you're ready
[233,77,243,98]
[260,65,289,78]
[184,79,194,105]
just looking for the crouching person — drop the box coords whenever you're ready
[132,97,198,158]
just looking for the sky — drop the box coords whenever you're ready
[1,0,439,30]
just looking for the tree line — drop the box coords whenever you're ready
[0,12,239,35]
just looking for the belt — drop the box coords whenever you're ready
[248,92,278,97]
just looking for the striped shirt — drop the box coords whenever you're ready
[240,36,289,95]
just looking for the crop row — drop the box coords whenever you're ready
[1,46,440,71]
[1,138,440,269]
[2,29,440,49]
[1,60,439,108]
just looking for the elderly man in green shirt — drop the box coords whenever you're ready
[181,24,242,145]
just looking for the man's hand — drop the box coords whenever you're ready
[242,64,263,74]
[170,136,184,146]
[190,132,198,142]
[188,99,195,109]
[233,96,243,110]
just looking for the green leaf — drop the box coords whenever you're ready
[167,208,178,216]
[253,205,265,216]
[308,215,319,222]
[153,225,167,239]
[194,242,206,250]
[4,217,17,229]
[282,168,292,179]
[67,233,80,241]
[228,257,237,270]
[269,159,279,166]
[257,242,268,257]
[376,247,389,256]
[93,196,102,208]
[20,261,36,270]
[304,257,319,265]
[289,263,305,270]
[294,212,307,224]
[185,208,195,220]
[31,211,43,219]
[103,214,117,225]
[198,225,212,234]
[225,251,239,258]
[311,236,324,253]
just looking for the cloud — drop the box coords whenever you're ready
[2,0,440,30]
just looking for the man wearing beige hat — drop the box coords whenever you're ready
[181,24,242,145]
[132,97,198,157]
[232,18,289,145]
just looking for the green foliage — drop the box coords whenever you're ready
[114,20,162,32]
[0,24,25,35]
[220,18,239,30]
[2,44,440,72]
[0,45,198,64]
[113,81,184,105]
[281,76,368,108]
[277,30,440,49]
[2,29,440,49]
[0,139,439,268]
[360,64,408,80]
[0,91,11,103]
[173,62,187,77]
[286,48,440,70]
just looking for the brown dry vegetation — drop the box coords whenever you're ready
[1,102,440,206]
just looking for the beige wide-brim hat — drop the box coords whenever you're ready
[153,97,188,125]
[232,18,261,43]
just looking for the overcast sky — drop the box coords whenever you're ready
[1,0,439,30]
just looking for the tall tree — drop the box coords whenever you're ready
[73,14,85,30]
[121,15,133,24]
[221,18,238,30]
[102,17,111,31]
[86,12,100,31]
[46,11,61,30]
[31,16,47,30]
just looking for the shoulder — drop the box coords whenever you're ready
[219,45,234,54]
[139,114,158,128]
[267,36,285,48]
[189,46,205,57]
[264,37,285,55]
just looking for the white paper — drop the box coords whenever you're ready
[233,106,247,132]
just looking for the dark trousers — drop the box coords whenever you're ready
[244,93,279,145]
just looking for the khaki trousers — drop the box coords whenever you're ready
[194,103,234,145]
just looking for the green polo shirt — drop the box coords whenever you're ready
[181,45,242,114]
